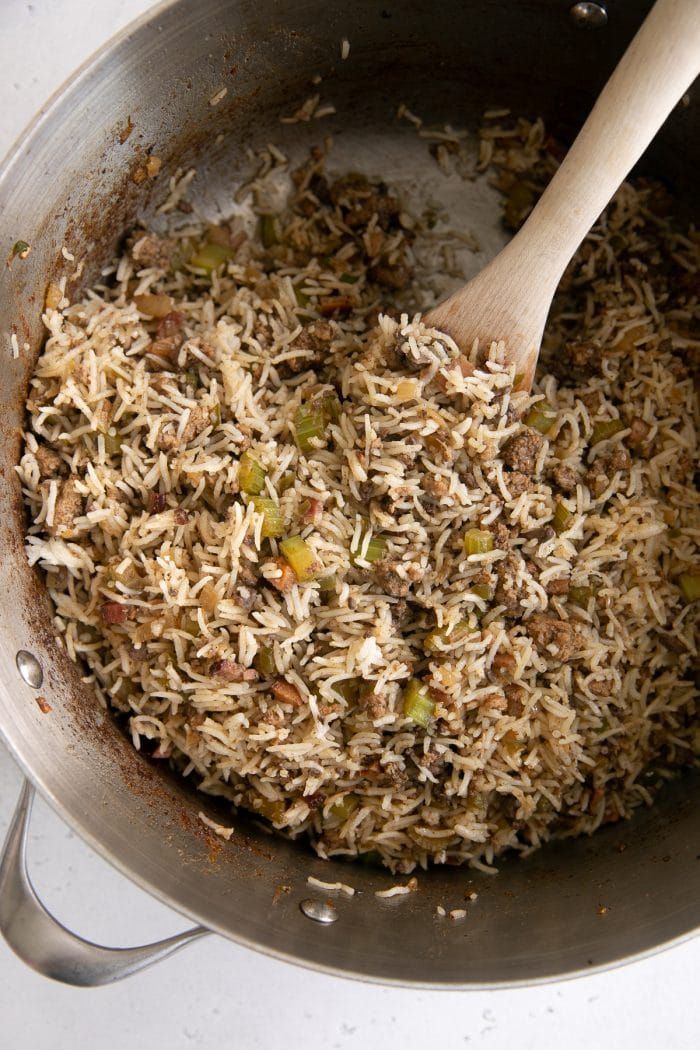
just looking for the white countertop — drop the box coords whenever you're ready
[0,2,698,1046]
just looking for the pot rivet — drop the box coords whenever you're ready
[569,2,608,28]
[300,898,339,924]
[16,650,43,689]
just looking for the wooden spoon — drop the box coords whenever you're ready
[426,0,700,389]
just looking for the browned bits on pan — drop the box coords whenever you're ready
[101,602,129,624]
[118,117,134,144]
[271,679,303,707]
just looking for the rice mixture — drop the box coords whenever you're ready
[19,117,699,873]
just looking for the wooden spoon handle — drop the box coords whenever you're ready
[509,0,700,292]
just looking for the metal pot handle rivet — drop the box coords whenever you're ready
[0,781,209,986]
[299,898,339,924]
[15,651,44,690]
[570,2,608,28]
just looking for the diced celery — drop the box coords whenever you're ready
[278,472,296,494]
[239,451,266,495]
[332,678,361,703]
[402,679,435,728]
[569,585,594,607]
[679,572,700,604]
[254,646,276,676]
[251,495,283,538]
[189,242,235,273]
[351,532,387,565]
[463,529,494,556]
[318,574,337,594]
[295,404,326,454]
[552,500,574,535]
[424,619,472,652]
[524,399,557,434]
[330,794,359,821]
[471,582,492,600]
[591,419,625,445]
[279,535,322,582]
[104,431,123,456]
[254,797,285,824]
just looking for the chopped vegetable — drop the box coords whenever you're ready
[189,242,235,274]
[294,286,310,307]
[251,496,283,538]
[179,614,200,637]
[569,585,594,607]
[183,369,199,390]
[463,529,494,556]
[402,679,435,728]
[239,451,266,495]
[407,827,456,850]
[524,399,557,435]
[471,582,492,601]
[320,393,342,423]
[104,431,123,456]
[279,535,322,582]
[332,678,361,703]
[254,646,276,676]
[351,532,387,565]
[318,574,337,594]
[678,572,700,603]
[199,583,219,616]
[254,797,285,824]
[424,619,473,652]
[278,471,296,493]
[259,214,278,248]
[11,240,31,261]
[330,794,359,821]
[591,419,626,445]
[295,403,326,453]
[552,500,574,535]
[133,292,174,318]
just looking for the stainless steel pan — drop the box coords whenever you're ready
[0,0,698,988]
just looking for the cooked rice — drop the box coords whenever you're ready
[18,115,699,875]
[307,875,356,896]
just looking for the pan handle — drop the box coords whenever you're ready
[0,781,209,986]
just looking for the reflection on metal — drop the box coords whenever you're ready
[300,898,339,925]
[570,2,608,28]
[15,650,43,689]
